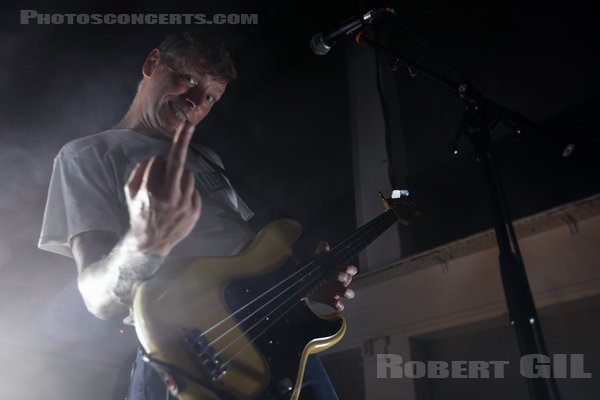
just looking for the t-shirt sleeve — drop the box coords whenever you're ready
[38,152,126,258]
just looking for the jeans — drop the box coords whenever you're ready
[128,348,338,400]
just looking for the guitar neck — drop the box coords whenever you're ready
[299,205,403,297]
[329,208,400,267]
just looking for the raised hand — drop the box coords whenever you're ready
[124,122,202,256]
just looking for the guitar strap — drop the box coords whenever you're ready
[189,144,290,232]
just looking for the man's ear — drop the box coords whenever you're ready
[142,49,161,78]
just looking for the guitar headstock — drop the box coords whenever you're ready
[379,189,421,226]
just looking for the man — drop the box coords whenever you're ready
[39,29,356,399]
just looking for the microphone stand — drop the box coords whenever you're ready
[354,33,564,400]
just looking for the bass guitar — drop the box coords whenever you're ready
[133,191,414,399]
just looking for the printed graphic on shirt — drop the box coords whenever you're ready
[194,171,230,195]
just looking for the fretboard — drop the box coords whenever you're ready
[298,205,403,297]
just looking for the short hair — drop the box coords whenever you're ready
[157,29,237,82]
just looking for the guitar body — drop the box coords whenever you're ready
[133,219,346,400]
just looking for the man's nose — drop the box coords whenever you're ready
[183,86,208,111]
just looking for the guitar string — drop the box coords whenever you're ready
[205,263,324,349]
[218,267,331,368]
[216,230,376,367]
[205,213,391,350]
[193,207,394,343]
[216,266,329,362]
[198,255,323,337]
[198,209,397,354]
[217,216,395,368]
[203,211,399,367]
[197,209,395,349]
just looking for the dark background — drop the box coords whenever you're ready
[0,0,599,399]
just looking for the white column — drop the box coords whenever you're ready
[346,41,405,271]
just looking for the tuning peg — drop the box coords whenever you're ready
[391,189,410,199]
[379,189,410,201]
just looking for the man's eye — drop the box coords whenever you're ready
[182,74,197,87]
[206,94,215,103]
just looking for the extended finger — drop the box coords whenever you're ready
[337,271,353,286]
[166,122,195,193]
[143,155,167,194]
[125,161,148,199]
[181,170,195,202]
[191,189,202,217]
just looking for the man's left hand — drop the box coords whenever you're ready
[309,241,357,311]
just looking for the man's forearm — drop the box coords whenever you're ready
[75,122,201,320]
[76,232,165,321]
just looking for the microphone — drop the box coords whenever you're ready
[310,8,393,55]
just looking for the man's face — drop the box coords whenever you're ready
[140,49,227,137]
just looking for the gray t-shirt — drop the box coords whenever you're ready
[38,129,255,260]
